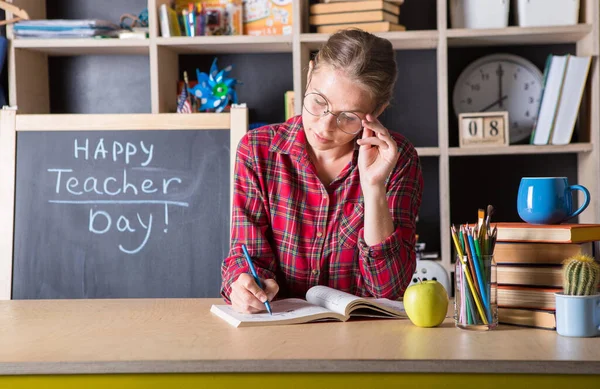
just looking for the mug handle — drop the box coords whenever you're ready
[565,185,591,220]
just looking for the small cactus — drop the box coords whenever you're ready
[563,254,600,296]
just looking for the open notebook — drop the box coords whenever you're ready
[210,285,407,328]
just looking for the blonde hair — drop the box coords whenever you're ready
[311,28,398,115]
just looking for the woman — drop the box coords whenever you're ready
[221,29,423,314]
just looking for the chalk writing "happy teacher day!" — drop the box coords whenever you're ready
[47,138,188,255]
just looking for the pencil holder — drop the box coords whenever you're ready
[454,254,498,331]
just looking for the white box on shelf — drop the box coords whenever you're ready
[449,0,510,29]
[513,0,580,27]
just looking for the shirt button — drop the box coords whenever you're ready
[312,269,319,275]
[316,231,323,237]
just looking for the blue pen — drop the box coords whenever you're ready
[241,244,272,315]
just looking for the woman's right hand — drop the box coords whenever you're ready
[230,273,279,314]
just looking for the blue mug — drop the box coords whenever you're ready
[555,293,600,337]
[517,177,590,225]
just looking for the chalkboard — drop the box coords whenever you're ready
[0,110,248,300]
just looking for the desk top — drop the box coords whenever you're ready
[1,298,599,375]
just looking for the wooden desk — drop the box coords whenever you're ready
[1,299,599,388]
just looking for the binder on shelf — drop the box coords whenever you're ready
[550,55,592,145]
[531,55,569,145]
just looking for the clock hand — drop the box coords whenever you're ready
[480,95,507,112]
[496,64,504,109]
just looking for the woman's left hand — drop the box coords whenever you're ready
[357,114,399,189]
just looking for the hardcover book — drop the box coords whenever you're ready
[316,21,406,33]
[498,307,556,330]
[494,241,594,265]
[309,10,398,26]
[497,285,562,310]
[494,223,600,243]
[497,265,562,287]
[310,0,401,16]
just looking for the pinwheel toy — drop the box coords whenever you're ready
[188,58,239,113]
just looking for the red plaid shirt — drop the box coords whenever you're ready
[221,115,423,302]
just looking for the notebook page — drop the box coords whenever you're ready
[305,285,362,316]
[210,299,340,326]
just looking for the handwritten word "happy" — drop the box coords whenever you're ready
[74,138,154,166]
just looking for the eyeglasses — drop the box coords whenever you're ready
[303,92,363,135]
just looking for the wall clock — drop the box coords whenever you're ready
[452,53,544,144]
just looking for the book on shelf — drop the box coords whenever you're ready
[498,307,556,330]
[210,285,407,328]
[310,0,401,16]
[497,285,562,310]
[316,21,406,33]
[243,0,292,36]
[309,10,398,26]
[497,265,562,287]
[494,241,594,265]
[12,19,121,38]
[158,3,182,37]
[531,54,569,145]
[550,55,592,145]
[494,222,600,243]
[284,91,295,120]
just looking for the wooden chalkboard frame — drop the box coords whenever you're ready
[0,106,248,300]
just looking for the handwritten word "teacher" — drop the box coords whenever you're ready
[48,169,181,196]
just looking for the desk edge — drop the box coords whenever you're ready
[1,360,599,375]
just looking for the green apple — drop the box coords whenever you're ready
[404,280,449,327]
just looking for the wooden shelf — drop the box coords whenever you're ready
[12,38,150,55]
[447,24,593,47]
[155,35,293,54]
[416,147,441,157]
[300,30,439,51]
[448,143,593,156]
[9,25,588,55]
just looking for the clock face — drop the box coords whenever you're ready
[452,54,544,144]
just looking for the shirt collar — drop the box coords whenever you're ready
[269,115,305,158]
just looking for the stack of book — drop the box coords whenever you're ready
[494,222,600,330]
[309,0,406,34]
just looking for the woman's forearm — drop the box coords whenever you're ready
[362,184,394,246]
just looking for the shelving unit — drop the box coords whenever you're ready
[4,0,599,276]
